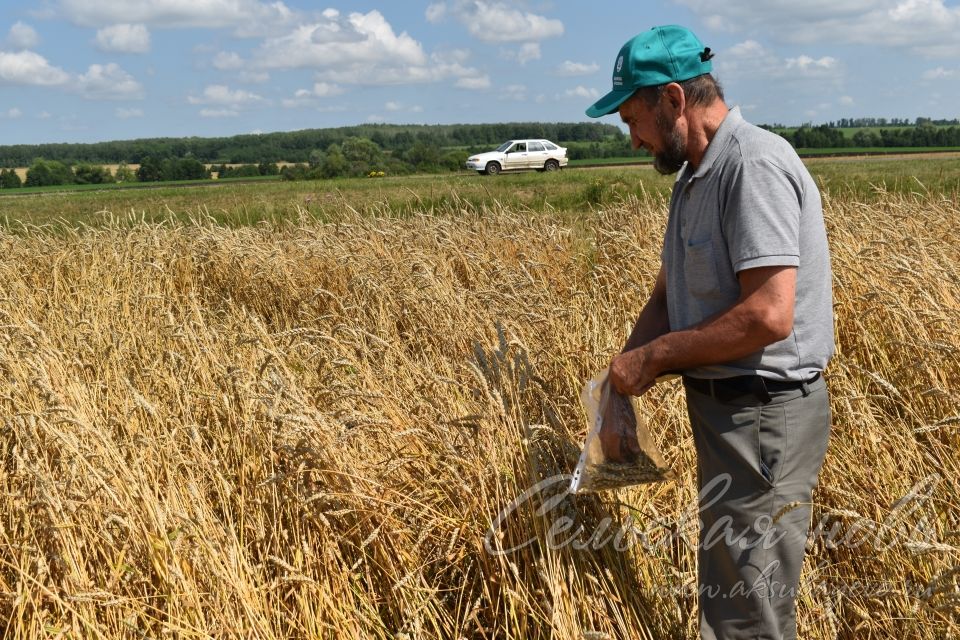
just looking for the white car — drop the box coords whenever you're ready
[465,139,568,175]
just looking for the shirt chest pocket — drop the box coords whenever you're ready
[683,238,721,299]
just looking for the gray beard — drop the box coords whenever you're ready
[653,110,687,175]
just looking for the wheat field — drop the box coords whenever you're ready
[0,180,957,638]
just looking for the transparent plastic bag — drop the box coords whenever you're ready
[569,368,674,493]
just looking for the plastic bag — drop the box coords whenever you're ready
[569,368,674,493]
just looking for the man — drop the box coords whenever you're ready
[585,25,834,640]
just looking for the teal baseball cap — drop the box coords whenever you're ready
[586,25,714,118]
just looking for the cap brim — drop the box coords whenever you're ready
[585,88,634,118]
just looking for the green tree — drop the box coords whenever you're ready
[114,162,135,183]
[25,159,73,187]
[137,156,163,182]
[74,164,115,184]
[0,169,22,188]
[320,144,348,178]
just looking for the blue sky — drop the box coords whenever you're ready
[1,0,959,145]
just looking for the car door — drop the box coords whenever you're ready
[526,141,547,169]
[504,142,528,170]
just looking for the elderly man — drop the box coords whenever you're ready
[586,25,834,640]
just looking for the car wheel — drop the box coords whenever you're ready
[544,159,559,172]
[485,161,501,176]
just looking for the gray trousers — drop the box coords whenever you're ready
[684,375,830,640]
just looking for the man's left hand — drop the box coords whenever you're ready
[609,346,658,397]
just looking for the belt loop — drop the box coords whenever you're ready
[800,381,811,397]
[757,377,772,404]
[708,379,716,398]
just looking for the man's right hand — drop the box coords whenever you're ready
[597,380,643,463]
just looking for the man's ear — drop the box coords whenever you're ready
[661,82,685,117]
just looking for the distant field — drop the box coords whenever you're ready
[0,155,956,638]
[2,156,959,229]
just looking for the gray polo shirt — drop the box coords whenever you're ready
[662,107,834,382]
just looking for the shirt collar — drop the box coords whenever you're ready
[688,105,742,180]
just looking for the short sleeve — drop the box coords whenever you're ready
[721,159,802,273]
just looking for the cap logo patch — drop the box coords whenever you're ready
[615,55,624,73]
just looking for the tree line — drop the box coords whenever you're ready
[776,123,960,149]
[0,122,624,167]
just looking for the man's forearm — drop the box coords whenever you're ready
[646,295,788,375]
[621,294,670,353]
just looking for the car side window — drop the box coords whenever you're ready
[513,143,526,152]
[528,142,544,152]
[542,142,557,150]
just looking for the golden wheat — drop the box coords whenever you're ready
[0,188,956,638]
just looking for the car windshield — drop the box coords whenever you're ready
[495,141,514,152]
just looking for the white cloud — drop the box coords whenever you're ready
[410,105,423,113]
[200,108,239,117]
[456,75,490,89]
[238,70,270,83]
[59,0,297,36]
[282,82,344,108]
[839,95,855,105]
[95,24,151,53]
[213,51,244,70]
[563,85,599,100]
[0,50,71,86]
[785,55,837,73]
[8,22,39,49]
[675,0,960,57]
[501,84,526,101]
[426,2,447,23]
[254,11,426,70]
[556,60,599,76]
[116,107,144,118]
[385,101,402,111]
[76,63,144,99]
[188,84,264,105]
[2,107,23,119]
[719,40,843,81]
[922,66,956,79]
[309,82,343,97]
[37,111,51,119]
[446,0,563,43]
[501,42,540,64]
[367,114,385,123]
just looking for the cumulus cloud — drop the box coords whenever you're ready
[189,84,264,106]
[718,40,843,81]
[76,63,144,99]
[425,2,447,23]
[555,60,599,76]
[58,0,297,36]
[281,82,344,108]
[116,107,144,118]
[455,75,491,89]
[254,11,426,70]
[443,0,563,43]
[200,108,239,117]
[95,24,151,53]
[8,22,39,49]
[922,66,956,79]
[839,95,855,105]
[500,84,526,101]
[502,42,540,65]
[213,51,244,70]
[563,86,599,100]
[675,0,960,56]
[238,70,270,83]
[2,107,23,119]
[0,50,71,86]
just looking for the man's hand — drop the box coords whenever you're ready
[597,380,643,463]
[608,346,659,397]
